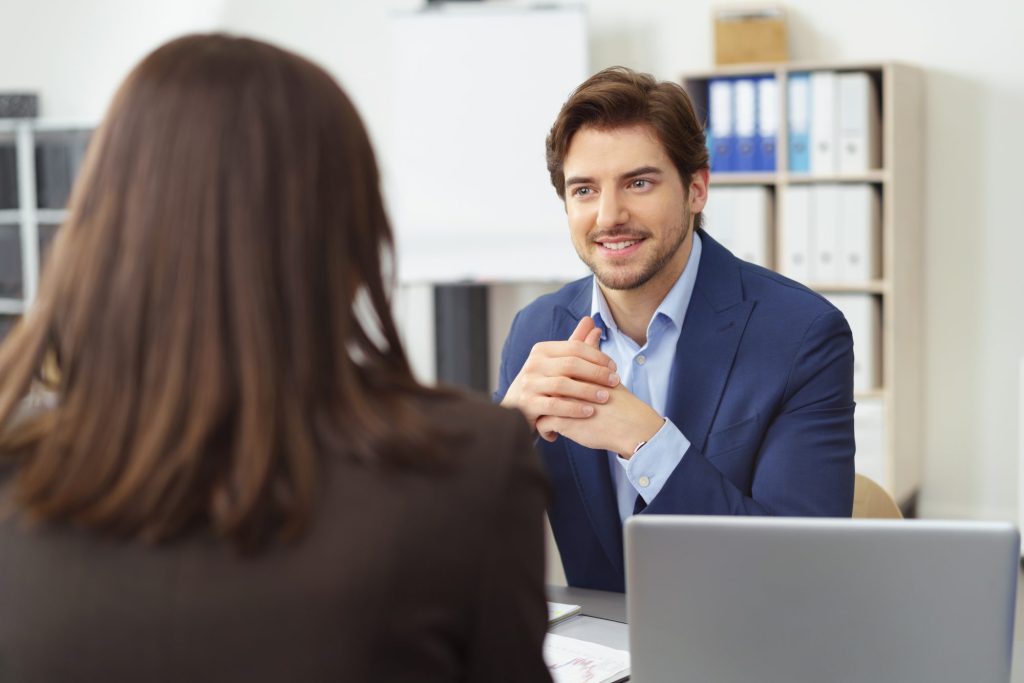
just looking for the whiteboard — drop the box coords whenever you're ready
[388,5,590,283]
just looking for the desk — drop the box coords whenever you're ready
[547,585,1024,683]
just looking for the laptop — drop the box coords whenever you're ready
[624,516,1020,683]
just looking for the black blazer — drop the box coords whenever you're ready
[0,393,552,683]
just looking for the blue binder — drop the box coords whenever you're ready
[788,72,811,172]
[755,76,778,172]
[708,78,735,172]
[732,77,758,172]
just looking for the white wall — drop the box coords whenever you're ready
[1,0,1022,521]
[0,1,222,122]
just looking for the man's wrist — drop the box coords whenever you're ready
[619,414,666,460]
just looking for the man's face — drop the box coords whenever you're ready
[562,124,705,292]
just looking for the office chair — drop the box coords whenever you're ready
[852,473,903,519]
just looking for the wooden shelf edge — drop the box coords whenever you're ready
[809,281,888,294]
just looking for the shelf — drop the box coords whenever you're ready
[0,209,70,224]
[785,170,888,184]
[854,389,886,402]
[682,60,923,504]
[680,60,901,81]
[808,281,888,294]
[36,209,69,224]
[712,171,888,186]
[710,173,777,185]
[0,298,25,315]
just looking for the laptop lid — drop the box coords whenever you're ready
[625,516,1019,683]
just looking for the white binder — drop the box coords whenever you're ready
[810,71,839,174]
[811,184,841,281]
[704,188,738,255]
[734,186,772,266]
[838,72,881,173]
[854,399,886,486]
[826,293,881,392]
[705,186,773,267]
[780,185,813,283]
[838,184,881,282]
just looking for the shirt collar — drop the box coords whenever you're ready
[590,231,703,341]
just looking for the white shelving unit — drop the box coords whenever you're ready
[682,61,924,506]
[0,119,91,336]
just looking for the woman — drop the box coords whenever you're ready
[0,34,550,682]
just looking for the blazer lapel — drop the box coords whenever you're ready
[665,232,755,453]
[552,290,625,574]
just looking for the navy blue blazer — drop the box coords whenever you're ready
[495,230,856,592]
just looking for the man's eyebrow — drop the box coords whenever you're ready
[564,166,664,189]
[620,166,663,180]
[564,175,593,188]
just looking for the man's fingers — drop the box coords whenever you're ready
[529,339,615,370]
[584,326,602,349]
[551,356,620,387]
[568,315,596,343]
[529,396,596,420]
[534,376,611,404]
[536,416,563,442]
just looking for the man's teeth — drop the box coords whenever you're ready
[602,240,639,251]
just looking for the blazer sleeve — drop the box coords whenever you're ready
[646,308,856,517]
[493,310,524,404]
[463,412,553,683]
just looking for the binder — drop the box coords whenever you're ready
[733,78,757,172]
[838,71,881,172]
[780,185,812,282]
[755,76,778,171]
[826,293,881,392]
[854,399,885,484]
[0,145,17,210]
[708,78,736,172]
[0,224,22,298]
[705,186,773,267]
[811,184,841,281]
[703,188,738,254]
[733,186,773,266]
[838,184,881,282]
[787,73,811,172]
[810,71,839,174]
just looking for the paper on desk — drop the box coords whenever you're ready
[547,602,582,625]
[544,633,630,683]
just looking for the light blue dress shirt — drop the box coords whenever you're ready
[590,232,702,523]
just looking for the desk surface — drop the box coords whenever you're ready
[547,585,1024,683]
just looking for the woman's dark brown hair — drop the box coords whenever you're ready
[0,34,442,550]
[546,66,710,227]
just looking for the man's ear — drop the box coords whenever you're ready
[689,167,710,213]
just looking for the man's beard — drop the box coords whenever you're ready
[578,206,692,291]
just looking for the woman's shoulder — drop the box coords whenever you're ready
[416,388,527,436]
[408,388,540,481]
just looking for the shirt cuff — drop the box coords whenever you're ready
[615,419,690,506]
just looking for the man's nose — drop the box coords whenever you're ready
[596,191,628,230]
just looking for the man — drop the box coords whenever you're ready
[496,67,855,592]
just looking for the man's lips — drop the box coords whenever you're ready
[594,236,646,257]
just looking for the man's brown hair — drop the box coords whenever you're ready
[546,66,709,227]
[0,34,448,551]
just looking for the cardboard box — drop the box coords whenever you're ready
[714,7,788,65]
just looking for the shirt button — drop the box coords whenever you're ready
[638,476,651,488]
[636,355,646,365]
